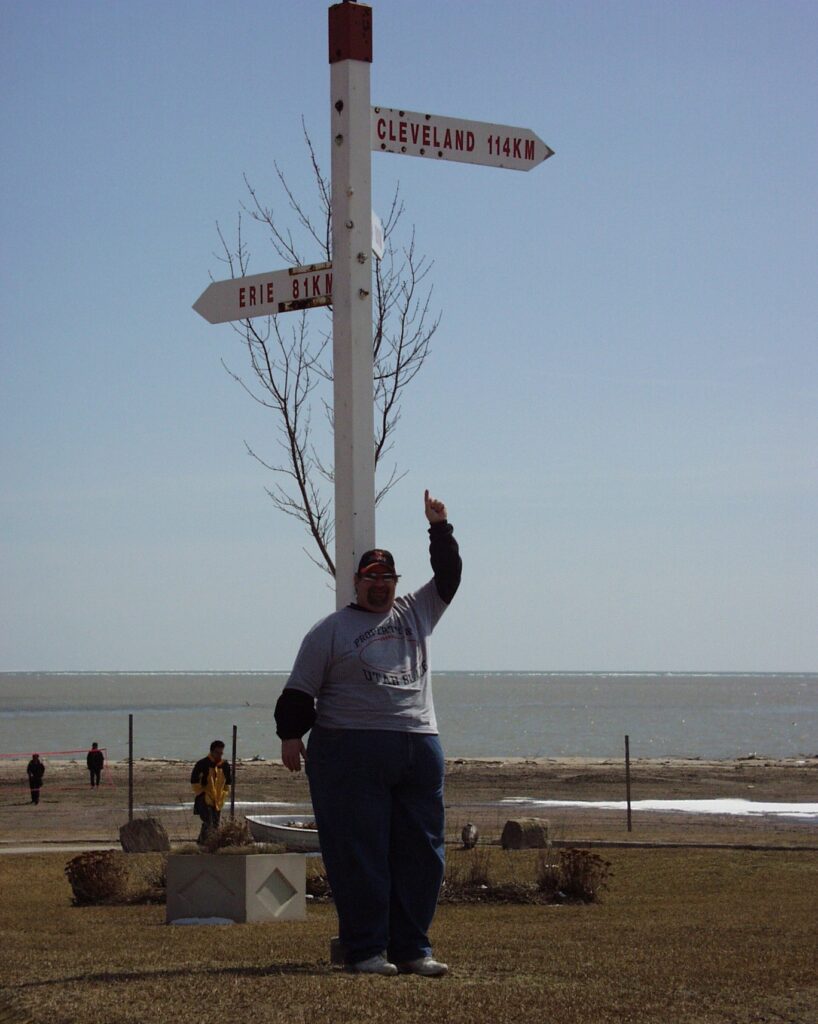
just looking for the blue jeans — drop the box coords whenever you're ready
[306,727,445,964]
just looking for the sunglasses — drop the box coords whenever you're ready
[358,573,400,583]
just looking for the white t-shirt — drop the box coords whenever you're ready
[284,580,448,733]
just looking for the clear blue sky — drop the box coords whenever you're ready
[1,0,816,672]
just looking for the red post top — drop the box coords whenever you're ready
[328,2,372,63]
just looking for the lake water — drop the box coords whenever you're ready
[0,671,815,762]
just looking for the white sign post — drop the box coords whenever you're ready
[328,1,376,606]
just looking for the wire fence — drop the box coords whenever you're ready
[1,723,815,849]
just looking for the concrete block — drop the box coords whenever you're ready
[166,853,306,924]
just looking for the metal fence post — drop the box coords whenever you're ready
[230,724,237,820]
[625,734,632,832]
[128,713,134,823]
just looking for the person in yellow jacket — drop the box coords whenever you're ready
[190,740,232,844]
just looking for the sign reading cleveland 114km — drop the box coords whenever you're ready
[372,107,554,172]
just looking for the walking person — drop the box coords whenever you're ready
[275,490,462,976]
[26,753,45,805]
[190,740,232,844]
[87,742,105,787]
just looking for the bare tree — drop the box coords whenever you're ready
[215,125,440,577]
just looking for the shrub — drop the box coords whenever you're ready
[306,860,332,899]
[462,846,493,887]
[444,847,493,890]
[534,854,563,899]
[64,851,129,905]
[126,853,168,904]
[201,818,254,852]
[536,848,612,903]
[171,838,285,856]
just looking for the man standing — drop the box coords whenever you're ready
[275,490,461,977]
[26,754,45,805]
[87,742,104,787]
[190,740,231,844]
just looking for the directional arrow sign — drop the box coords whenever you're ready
[372,106,554,171]
[193,261,333,325]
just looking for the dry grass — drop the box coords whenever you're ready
[1,849,816,1024]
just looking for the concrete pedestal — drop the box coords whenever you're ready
[166,853,306,924]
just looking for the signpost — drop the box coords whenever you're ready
[372,107,554,171]
[194,1,553,609]
[193,262,333,325]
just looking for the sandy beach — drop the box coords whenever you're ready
[1,754,816,849]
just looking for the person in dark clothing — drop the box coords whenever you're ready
[275,490,462,977]
[87,743,105,787]
[27,754,45,805]
[190,741,232,844]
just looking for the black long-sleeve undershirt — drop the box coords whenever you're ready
[428,519,461,604]
[274,521,462,740]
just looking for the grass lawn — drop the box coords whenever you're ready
[1,849,816,1024]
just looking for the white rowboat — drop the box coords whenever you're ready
[245,814,320,852]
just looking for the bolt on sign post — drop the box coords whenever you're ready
[193,1,552,612]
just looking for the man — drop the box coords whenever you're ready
[87,742,104,787]
[275,490,461,977]
[26,753,45,805]
[190,740,232,844]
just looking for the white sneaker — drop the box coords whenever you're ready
[351,954,398,976]
[397,956,449,977]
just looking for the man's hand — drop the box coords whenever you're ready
[425,489,448,524]
[281,738,307,772]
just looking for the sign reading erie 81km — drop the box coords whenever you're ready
[193,261,333,326]
[372,107,554,172]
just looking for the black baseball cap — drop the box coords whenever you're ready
[357,549,396,574]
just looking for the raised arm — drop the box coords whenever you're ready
[425,489,462,604]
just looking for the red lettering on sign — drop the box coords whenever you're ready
[466,131,474,152]
[411,122,420,145]
[399,121,407,143]
[239,287,246,308]
[513,138,521,159]
[422,125,430,147]
[311,275,320,295]
[250,286,258,304]
[266,282,274,303]
[455,129,464,150]
[377,118,386,140]
[525,139,535,161]
[326,272,333,293]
